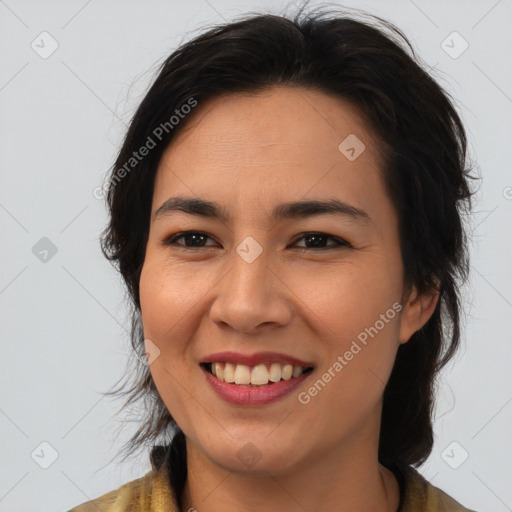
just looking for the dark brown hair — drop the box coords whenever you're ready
[100,4,476,501]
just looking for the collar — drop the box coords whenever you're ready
[144,445,179,511]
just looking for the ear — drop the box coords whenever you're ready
[398,279,440,344]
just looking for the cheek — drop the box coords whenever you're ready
[139,263,201,414]
[297,260,402,398]
[300,266,402,419]
[292,259,401,339]
[139,261,200,339]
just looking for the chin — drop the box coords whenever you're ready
[203,435,303,476]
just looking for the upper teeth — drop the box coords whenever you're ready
[211,362,307,386]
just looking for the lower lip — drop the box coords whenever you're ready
[201,366,313,406]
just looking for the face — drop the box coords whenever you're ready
[139,86,435,475]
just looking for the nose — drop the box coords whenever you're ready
[209,246,293,334]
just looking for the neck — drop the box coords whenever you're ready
[180,427,400,512]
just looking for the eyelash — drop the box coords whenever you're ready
[163,231,352,251]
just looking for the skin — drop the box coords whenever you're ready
[139,86,439,512]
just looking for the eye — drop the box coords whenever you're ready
[291,232,352,250]
[164,231,218,248]
[163,231,351,251]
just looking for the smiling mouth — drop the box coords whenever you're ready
[200,362,314,387]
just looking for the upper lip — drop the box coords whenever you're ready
[200,351,315,368]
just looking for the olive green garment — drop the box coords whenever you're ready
[67,447,477,512]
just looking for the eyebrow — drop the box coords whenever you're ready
[154,196,371,224]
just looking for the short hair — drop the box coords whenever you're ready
[101,5,476,481]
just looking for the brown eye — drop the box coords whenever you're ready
[163,231,351,251]
[292,232,351,250]
[164,231,217,248]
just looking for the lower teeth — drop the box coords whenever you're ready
[232,382,277,387]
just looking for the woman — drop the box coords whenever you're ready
[68,6,478,512]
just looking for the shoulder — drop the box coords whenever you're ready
[400,464,478,512]
[66,472,153,512]
[66,467,177,512]
[66,445,179,512]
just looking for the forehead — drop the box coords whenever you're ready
[163,86,379,163]
[152,86,389,225]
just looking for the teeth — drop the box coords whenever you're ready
[292,365,303,378]
[210,362,308,385]
[251,364,269,385]
[212,362,224,381]
[269,363,282,382]
[234,364,251,385]
[282,364,293,380]
[223,362,235,383]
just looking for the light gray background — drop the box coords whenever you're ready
[1,1,511,511]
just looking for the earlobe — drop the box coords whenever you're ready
[398,280,440,344]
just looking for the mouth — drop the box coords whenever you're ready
[200,361,314,387]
